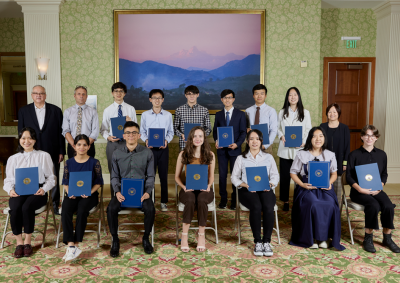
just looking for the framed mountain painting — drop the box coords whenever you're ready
[114,9,265,113]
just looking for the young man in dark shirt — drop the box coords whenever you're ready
[347,125,400,253]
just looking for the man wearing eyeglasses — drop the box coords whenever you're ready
[18,85,66,214]
[62,86,99,158]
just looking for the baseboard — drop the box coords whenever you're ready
[387,164,400,183]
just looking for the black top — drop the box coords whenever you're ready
[62,156,104,186]
[320,122,350,175]
[346,146,388,187]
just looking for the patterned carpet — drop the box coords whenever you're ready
[1,196,400,282]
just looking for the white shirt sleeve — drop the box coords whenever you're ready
[277,110,284,139]
[3,155,17,195]
[231,155,244,188]
[303,110,312,144]
[100,107,110,140]
[41,152,56,193]
[268,108,278,146]
[140,112,148,142]
[268,155,280,188]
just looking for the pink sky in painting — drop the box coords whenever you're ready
[118,13,261,70]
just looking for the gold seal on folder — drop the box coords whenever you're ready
[315,170,323,177]
[194,174,200,180]
[222,133,228,139]
[291,134,296,139]
[254,176,261,182]
[118,125,123,131]
[365,174,373,181]
[128,188,136,196]
[154,134,159,139]
[23,178,31,185]
[77,181,84,187]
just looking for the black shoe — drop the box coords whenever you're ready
[363,233,376,253]
[218,201,227,209]
[110,240,120,257]
[229,202,236,210]
[53,206,60,215]
[382,233,400,253]
[283,203,289,211]
[142,238,154,254]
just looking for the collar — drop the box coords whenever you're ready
[75,104,88,110]
[224,107,234,115]
[113,101,125,108]
[289,107,297,113]
[23,150,36,156]
[185,103,198,109]
[123,143,144,153]
[360,146,376,153]
[34,103,46,110]
[254,103,266,110]
[246,150,264,159]
[151,108,164,115]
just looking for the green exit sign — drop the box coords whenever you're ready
[346,40,357,48]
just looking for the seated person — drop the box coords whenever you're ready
[347,125,400,253]
[175,126,215,252]
[231,129,279,257]
[4,127,56,258]
[107,121,155,257]
[289,126,345,251]
[61,134,104,262]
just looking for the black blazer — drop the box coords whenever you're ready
[213,108,247,157]
[18,103,65,162]
[320,122,350,175]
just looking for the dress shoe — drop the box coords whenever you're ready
[110,240,120,257]
[283,203,289,211]
[24,244,33,257]
[142,237,154,254]
[382,233,400,253]
[229,202,236,210]
[218,201,227,209]
[363,233,376,253]
[14,245,24,258]
[53,206,60,215]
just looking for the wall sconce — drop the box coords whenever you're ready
[35,57,49,80]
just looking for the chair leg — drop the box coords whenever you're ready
[96,217,101,248]
[213,209,219,244]
[151,224,154,246]
[237,210,242,245]
[345,204,354,245]
[56,216,63,249]
[175,203,179,246]
[42,203,51,248]
[274,209,281,245]
[1,214,10,249]
[101,202,107,234]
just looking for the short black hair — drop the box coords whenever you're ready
[184,85,199,94]
[252,84,267,95]
[112,82,127,93]
[149,89,164,98]
[220,89,235,98]
[17,127,39,153]
[123,121,140,131]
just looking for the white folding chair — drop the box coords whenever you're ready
[175,182,219,245]
[234,186,281,245]
[56,185,106,248]
[117,187,155,245]
[1,194,57,249]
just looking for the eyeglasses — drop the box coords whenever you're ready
[113,90,125,94]
[32,92,46,96]
[222,96,234,100]
[151,97,163,100]
[363,134,377,139]
[75,85,87,91]
[124,131,139,136]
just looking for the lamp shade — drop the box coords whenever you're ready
[35,57,50,79]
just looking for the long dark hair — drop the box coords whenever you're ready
[73,134,90,156]
[242,129,265,158]
[302,127,328,151]
[17,127,39,153]
[181,126,213,165]
[281,87,305,122]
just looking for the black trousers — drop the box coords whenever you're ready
[61,192,99,244]
[350,188,395,230]
[51,160,61,209]
[107,194,155,239]
[217,150,238,202]
[151,146,169,203]
[9,193,48,235]
[279,157,293,202]
[67,143,95,159]
[238,189,276,243]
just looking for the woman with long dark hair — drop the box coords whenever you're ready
[231,129,279,257]
[289,127,344,250]
[4,127,56,258]
[175,126,215,252]
[277,87,312,211]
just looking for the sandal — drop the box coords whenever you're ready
[196,232,206,252]
[180,232,190,252]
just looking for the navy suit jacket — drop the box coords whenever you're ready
[213,107,247,156]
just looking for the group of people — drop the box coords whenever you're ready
[3,82,399,262]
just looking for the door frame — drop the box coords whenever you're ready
[322,57,376,124]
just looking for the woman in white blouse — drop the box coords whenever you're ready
[231,129,279,257]
[4,127,56,258]
[277,87,312,211]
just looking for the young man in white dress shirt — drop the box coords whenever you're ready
[245,84,278,154]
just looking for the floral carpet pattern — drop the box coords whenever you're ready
[1,196,400,282]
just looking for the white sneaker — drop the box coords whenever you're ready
[254,242,263,256]
[310,241,319,249]
[263,242,273,257]
[65,247,82,263]
[62,248,69,261]
[161,203,168,212]
[319,241,328,249]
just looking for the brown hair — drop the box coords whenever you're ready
[326,103,341,118]
[181,126,213,165]
[361,124,380,138]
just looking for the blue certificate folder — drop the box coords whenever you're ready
[68,171,92,197]
[308,161,330,188]
[121,179,144,208]
[148,128,165,147]
[285,126,302,147]
[15,167,39,195]
[245,166,270,191]
[217,127,234,147]
[186,164,208,191]
[184,123,201,140]
[111,116,126,139]
[356,163,383,191]
[251,123,269,145]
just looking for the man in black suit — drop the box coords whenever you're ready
[18,85,65,213]
[213,89,247,210]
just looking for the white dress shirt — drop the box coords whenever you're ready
[224,106,234,122]
[245,103,278,146]
[277,108,312,160]
[3,150,56,195]
[100,101,137,139]
[34,103,46,130]
[62,104,99,140]
[140,108,174,143]
[290,149,338,176]
[231,150,279,190]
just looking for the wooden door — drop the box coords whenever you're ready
[328,63,369,152]
[13,91,27,120]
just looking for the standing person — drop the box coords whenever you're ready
[320,103,350,211]
[173,85,212,151]
[231,129,279,257]
[346,125,400,253]
[4,127,56,258]
[140,89,174,211]
[18,85,65,214]
[213,89,246,210]
[175,126,215,252]
[277,87,312,211]
[245,84,278,154]
[107,121,155,257]
[61,134,103,262]
[62,86,99,159]
[100,82,136,196]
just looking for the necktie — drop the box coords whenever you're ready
[226,111,230,126]
[118,105,122,117]
[255,107,260,125]
[77,106,82,135]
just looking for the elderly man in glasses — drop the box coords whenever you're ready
[62,85,99,158]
